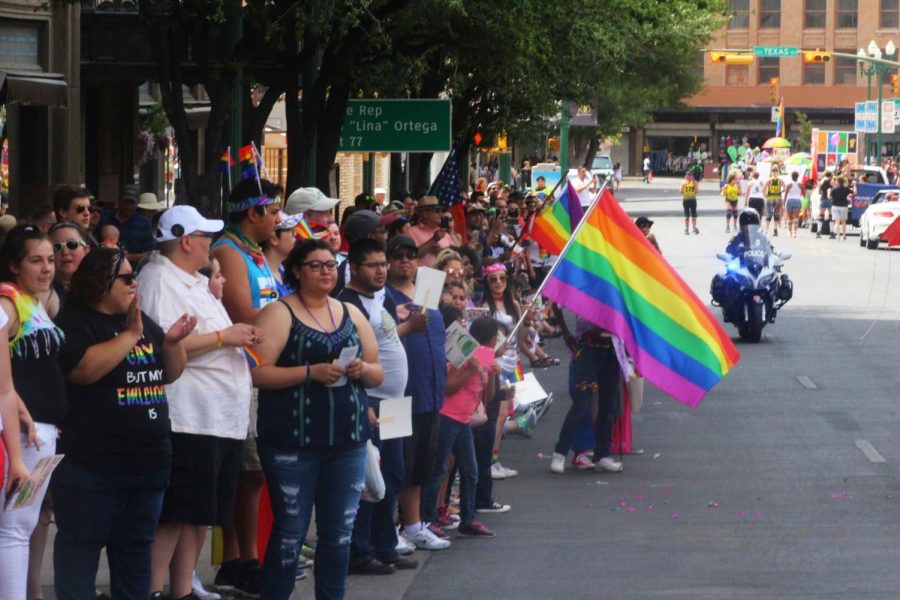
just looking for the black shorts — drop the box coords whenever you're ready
[683,199,698,218]
[159,433,243,526]
[403,410,440,486]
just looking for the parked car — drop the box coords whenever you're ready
[859,188,900,249]
[590,153,614,181]
[810,165,889,227]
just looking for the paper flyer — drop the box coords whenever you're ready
[412,267,447,310]
[444,320,479,368]
[327,345,359,387]
[377,396,413,440]
[5,454,64,511]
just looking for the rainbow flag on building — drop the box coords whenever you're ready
[529,181,584,255]
[542,189,739,407]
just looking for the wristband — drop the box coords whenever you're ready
[305,362,312,385]
[215,330,223,348]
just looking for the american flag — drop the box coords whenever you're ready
[428,149,467,243]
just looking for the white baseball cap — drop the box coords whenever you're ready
[156,205,224,242]
[286,187,340,214]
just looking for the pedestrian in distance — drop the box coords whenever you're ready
[680,172,699,235]
[764,168,784,237]
[784,171,804,238]
[721,174,740,233]
[830,176,853,241]
[816,171,834,239]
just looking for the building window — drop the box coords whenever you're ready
[803,62,826,85]
[0,21,43,70]
[726,65,749,86]
[759,0,781,28]
[728,0,749,28]
[883,0,900,29]
[805,0,826,28]
[834,53,857,85]
[758,57,779,83]
[836,0,858,28]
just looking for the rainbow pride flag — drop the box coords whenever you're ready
[530,181,584,255]
[292,216,329,241]
[542,189,739,407]
[215,147,234,174]
[512,361,525,382]
[238,144,259,181]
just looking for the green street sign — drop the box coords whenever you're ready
[753,46,798,57]
[339,99,451,152]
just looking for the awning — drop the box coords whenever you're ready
[0,72,68,108]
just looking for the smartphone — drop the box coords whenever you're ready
[440,216,451,229]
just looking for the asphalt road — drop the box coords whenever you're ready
[43,178,900,599]
[331,178,900,599]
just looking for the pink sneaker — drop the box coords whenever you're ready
[457,519,496,538]
[572,451,596,470]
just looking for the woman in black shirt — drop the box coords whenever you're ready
[52,248,194,600]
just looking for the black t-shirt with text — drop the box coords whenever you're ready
[56,303,171,474]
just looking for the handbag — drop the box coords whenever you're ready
[468,400,488,427]
[361,440,385,503]
[629,376,644,413]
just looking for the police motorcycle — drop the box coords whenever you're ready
[710,209,793,342]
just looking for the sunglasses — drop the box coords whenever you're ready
[390,250,417,261]
[487,275,507,284]
[445,268,464,276]
[52,240,87,253]
[301,260,338,272]
[74,205,91,214]
[113,273,138,286]
[108,252,127,291]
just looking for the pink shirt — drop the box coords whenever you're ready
[408,223,452,267]
[440,361,486,424]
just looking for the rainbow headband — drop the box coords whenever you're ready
[226,194,281,214]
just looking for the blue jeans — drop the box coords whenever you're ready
[422,415,478,526]
[259,443,366,600]
[554,346,621,459]
[350,417,404,563]
[50,460,169,600]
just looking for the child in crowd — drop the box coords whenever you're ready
[421,315,499,539]
[98,224,120,248]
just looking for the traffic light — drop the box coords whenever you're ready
[803,49,832,63]
[709,52,754,65]
[891,74,899,96]
[473,131,483,146]
[769,77,779,104]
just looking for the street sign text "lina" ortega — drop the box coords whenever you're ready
[339,99,452,153]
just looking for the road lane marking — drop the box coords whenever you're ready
[855,440,886,463]
[796,376,818,389]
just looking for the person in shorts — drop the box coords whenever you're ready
[830,176,853,241]
[817,171,833,239]
[784,171,804,238]
[680,172,699,235]
[139,206,263,599]
[721,173,740,233]
[764,169,784,237]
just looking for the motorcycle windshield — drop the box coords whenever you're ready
[740,225,769,275]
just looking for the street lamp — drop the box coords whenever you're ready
[859,40,897,163]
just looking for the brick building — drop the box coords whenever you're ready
[620,0,900,176]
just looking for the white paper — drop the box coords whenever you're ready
[412,266,447,310]
[5,454,64,511]
[444,321,479,368]
[513,372,548,408]
[327,345,360,387]
[378,396,413,440]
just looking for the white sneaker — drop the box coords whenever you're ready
[402,525,451,551]
[596,457,623,472]
[490,462,509,479]
[550,452,565,474]
[192,571,221,600]
[493,461,518,478]
[395,527,416,555]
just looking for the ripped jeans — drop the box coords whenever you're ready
[258,443,366,600]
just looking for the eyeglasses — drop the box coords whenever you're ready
[301,260,338,272]
[74,205,91,214]
[114,273,138,286]
[358,261,388,270]
[52,240,87,253]
[487,275,507,284]
[390,250,417,261]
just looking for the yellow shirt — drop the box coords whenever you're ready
[681,181,697,200]
[723,183,739,202]
[766,179,783,201]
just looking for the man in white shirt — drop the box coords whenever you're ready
[139,206,263,600]
[570,165,595,207]
[642,156,651,183]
